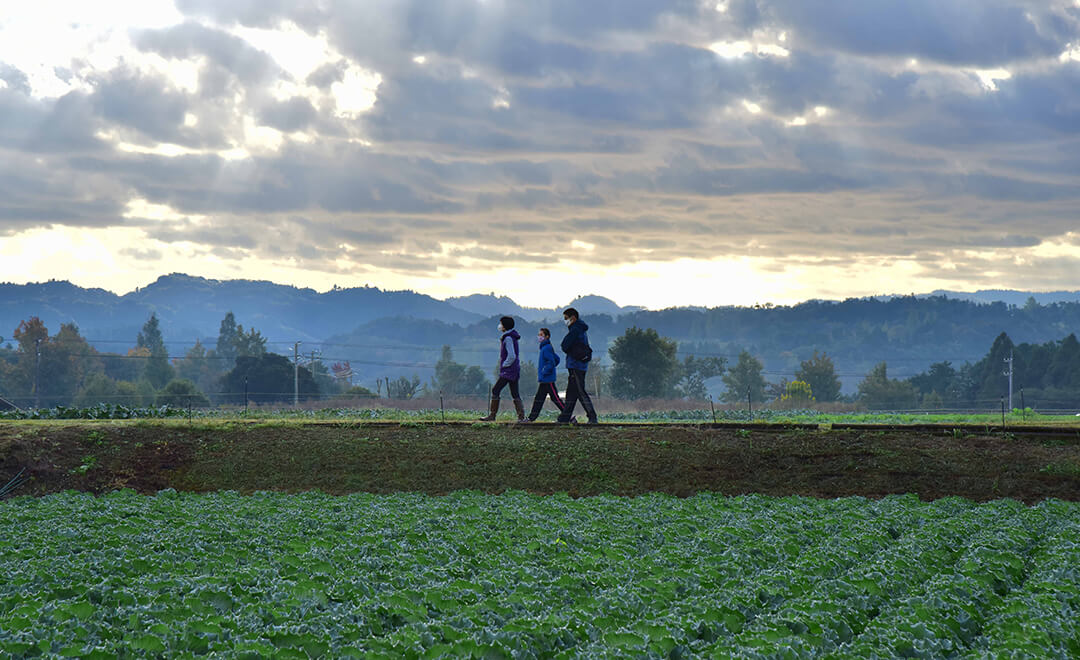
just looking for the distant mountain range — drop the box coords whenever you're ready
[4,274,1080,394]
[927,290,1080,306]
[0,274,643,349]
[445,293,645,321]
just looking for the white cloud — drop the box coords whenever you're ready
[123,198,204,222]
[709,40,790,59]
[0,0,183,98]
[973,68,1012,91]
[756,44,791,58]
[331,66,381,118]
[710,40,753,58]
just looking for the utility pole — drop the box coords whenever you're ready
[34,338,41,409]
[1003,349,1014,411]
[294,341,301,407]
[309,349,321,403]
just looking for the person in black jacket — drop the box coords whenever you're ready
[556,308,598,424]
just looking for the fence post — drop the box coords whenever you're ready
[440,391,445,424]
[1020,388,1025,421]
[709,395,716,425]
[1000,396,1005,430]
[747,388,752,421]
[244,376,249,415]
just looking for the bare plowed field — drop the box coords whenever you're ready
[2,422,1079,501]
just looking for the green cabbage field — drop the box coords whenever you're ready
[2,491,1078,658]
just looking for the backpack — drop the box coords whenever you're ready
[569,342,592,363]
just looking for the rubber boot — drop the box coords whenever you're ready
[513,399,526,422]
[478,398,499,421]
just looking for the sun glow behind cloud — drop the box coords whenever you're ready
[0,0,184,98]
[2,0,1080,306]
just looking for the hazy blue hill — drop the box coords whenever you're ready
[7,276,1080,396]
[567,295,644,317]
[444,293,644,321]
[445,294,536,319]
[0,274,482,350]
[930,289,1080,306]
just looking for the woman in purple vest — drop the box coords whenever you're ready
[479,316,524,421]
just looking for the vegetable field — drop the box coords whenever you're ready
[2,491,1078,658]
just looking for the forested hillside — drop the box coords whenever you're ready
[2,276,1080,406]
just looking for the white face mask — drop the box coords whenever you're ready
[498,324,505,332]
[564,318,572,327]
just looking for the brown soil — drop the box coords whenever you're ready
[2,422,1079,502]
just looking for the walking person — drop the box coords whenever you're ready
[521,327,572,423]
[479,316,525,421]
[556,308,598,424]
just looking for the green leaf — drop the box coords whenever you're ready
[604,631,645,647]
[131,635,166,652]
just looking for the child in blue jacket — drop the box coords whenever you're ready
[522,327,569,422]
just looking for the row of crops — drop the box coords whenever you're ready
[1,402,1072,425]
[2,490,1078,657]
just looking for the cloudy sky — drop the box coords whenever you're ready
[1,0,1079,308]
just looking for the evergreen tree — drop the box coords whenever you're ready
[174,340,220,400]
[795,351,842,402]
[74,373,119,407]
[136,313,166,354]
[973,332,1014,403]
[234,325,267,358]
[138,313,173,389]
[433,346,490,396]
[220,353,319,404]
[675,356,726,399]
[607,327,680,399]
[909,361,959,404]
[721,351,767,403]
[155,379,210,408]
[858,362,917,410]
[216,312,239,362]
[1046,334,1080,389]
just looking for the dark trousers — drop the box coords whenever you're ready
[557,369,597,422]
[528,382,566,420]
[491,377,520,400]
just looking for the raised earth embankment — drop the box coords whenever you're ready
[2,422,1079,502]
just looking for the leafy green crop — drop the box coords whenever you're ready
[1,492,1078,657]
[4,403,1077,428]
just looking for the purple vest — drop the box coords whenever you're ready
[499,330,521,380]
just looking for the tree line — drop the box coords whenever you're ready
[602,326,1080,409]
[2,313,1079,410]
[0,313,338,408]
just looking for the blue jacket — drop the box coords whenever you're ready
[537,338,560,382]
[561,320,591,372]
